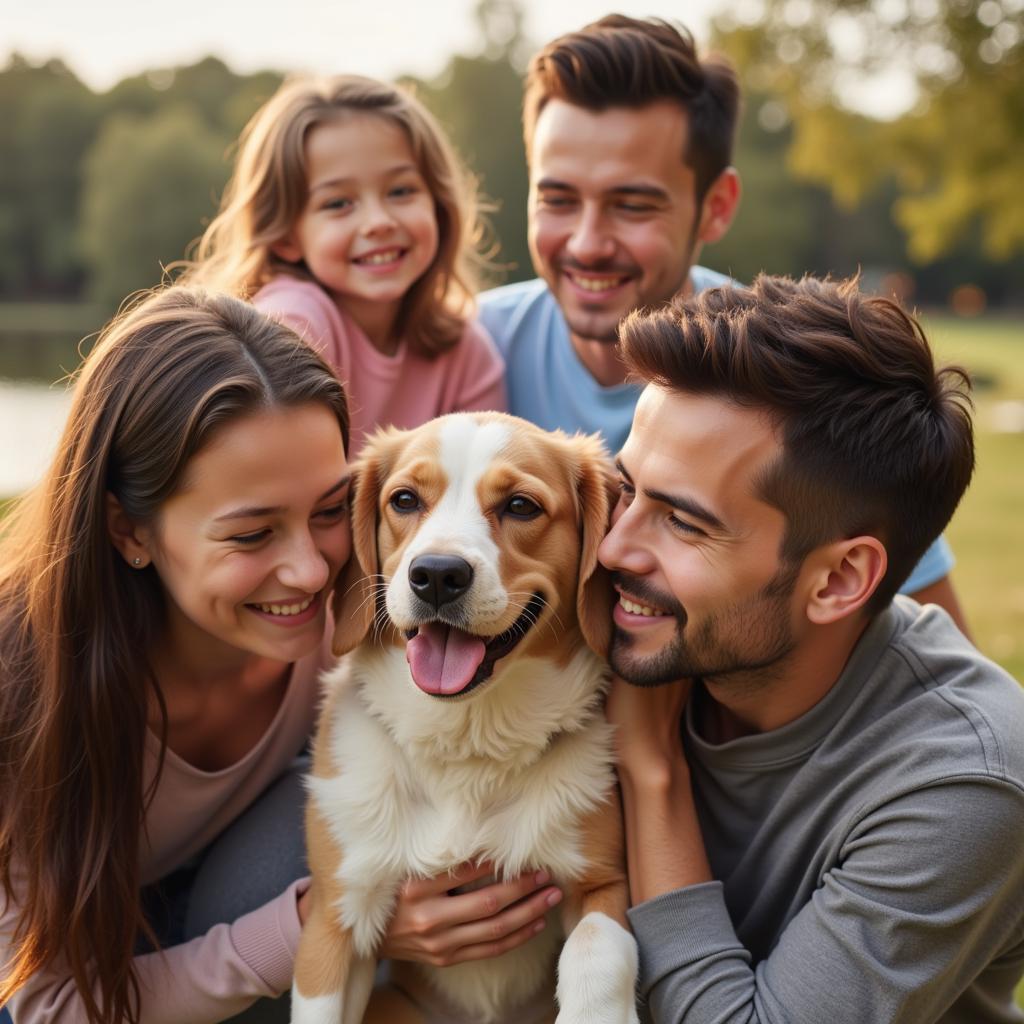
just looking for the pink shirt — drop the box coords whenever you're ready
[2,634,331,1023]
[252,277,507,456]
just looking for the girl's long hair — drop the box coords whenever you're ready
[181,74,483,356]
[0,287,348,1024]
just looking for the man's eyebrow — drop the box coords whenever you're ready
[214,475,351,521]
[534,178,669,202]
[607,184,670,202]
[614,458,726,532]
[534,177,577,191]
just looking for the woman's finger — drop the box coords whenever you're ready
[429,882,562,959]
[440,870,557,926]
[399,860,496,901]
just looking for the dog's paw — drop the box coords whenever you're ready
[555,911,640,1024]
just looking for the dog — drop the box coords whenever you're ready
[292,412,639,1024]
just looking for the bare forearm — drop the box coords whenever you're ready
[618,762,712,906]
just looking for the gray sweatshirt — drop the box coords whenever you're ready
[629,597,1024,1023]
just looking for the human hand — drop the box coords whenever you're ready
[379,861,562,967]
[605,674,692,782]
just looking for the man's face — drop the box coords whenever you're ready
[598,386,802,687]
[527,99,705,345]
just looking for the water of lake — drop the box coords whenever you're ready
[0,380,73,497]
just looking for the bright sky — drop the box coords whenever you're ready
[2,0,720,92]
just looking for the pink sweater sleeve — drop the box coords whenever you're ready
[443,318,507,414]
[3,878,308,1023]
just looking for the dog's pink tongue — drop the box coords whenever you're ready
[406,623,487,695]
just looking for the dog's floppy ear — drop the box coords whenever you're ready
[331,431,396,656]
[570,433,618,659]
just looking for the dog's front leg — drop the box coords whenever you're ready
[291,889,375,1024]
[555,888,639,1024]
[554,789,639,1024]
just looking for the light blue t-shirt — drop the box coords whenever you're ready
[478,272,955,593]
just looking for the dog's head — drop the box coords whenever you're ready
[332,413,616,699]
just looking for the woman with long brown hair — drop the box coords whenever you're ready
[0,286,354,1022]
[0,286,561,1024]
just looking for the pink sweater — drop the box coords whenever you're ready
[252,277,507,456]
[1,633,332,1023]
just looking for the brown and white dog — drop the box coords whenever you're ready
[292,412,638,1024]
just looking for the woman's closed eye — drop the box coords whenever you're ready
[314,501,348,523]
[229,528,271,546]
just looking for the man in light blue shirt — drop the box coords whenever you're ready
[478,14,964,620]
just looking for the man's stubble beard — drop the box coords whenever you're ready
[609,562,800,690]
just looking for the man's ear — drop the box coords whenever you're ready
[106,492,153,569]
[696,167,741,246]
[803,536,888,625]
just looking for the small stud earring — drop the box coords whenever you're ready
[132,557,142,567]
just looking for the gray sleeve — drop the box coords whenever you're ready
[628,777,1024,1023]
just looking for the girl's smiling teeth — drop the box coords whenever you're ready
[251,594,316,616]
[354,248,405,266]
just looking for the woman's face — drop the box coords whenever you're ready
[140,403,351,666]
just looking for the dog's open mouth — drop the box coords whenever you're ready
[404,593,546,698]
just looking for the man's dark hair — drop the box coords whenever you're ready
[619,274,975,612]
[522,14,740,202]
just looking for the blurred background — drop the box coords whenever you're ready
[1,0,1022,681]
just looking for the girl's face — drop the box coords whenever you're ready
[276,114,440,341]
[139,404,351,667]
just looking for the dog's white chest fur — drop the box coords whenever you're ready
[310,644,617,1017]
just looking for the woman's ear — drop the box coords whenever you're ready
[804,536,888,625]
[105,492,153,569]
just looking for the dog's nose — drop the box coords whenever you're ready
[409,554,474,609]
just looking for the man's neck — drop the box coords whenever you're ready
[565,271,698,388]
[699,616,873,742]
[569,333,630,387]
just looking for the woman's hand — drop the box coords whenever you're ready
[379,861,562,967]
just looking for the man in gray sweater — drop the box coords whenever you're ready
[600,273,1024,1022]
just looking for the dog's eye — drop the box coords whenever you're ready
[504,495,541,519]
[389,489,420,513]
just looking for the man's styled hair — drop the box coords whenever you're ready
[522,14,740,202]
[619,274,975,612]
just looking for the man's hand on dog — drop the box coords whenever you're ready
[379,860,563,967]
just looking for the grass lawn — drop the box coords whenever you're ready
[921,314,1024,1011]
[922,314,1024,682]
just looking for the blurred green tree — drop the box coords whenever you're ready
[0,55,101,296]
[101,56,281,137]
[406,0,533,285]
[77,104,229,310]
[712,0,1024,263]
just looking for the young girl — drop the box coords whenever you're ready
[184,74,505,455]
[0,288,554,1024]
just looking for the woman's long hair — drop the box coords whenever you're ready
[181,74,484,356]
[0,287,348,1023]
